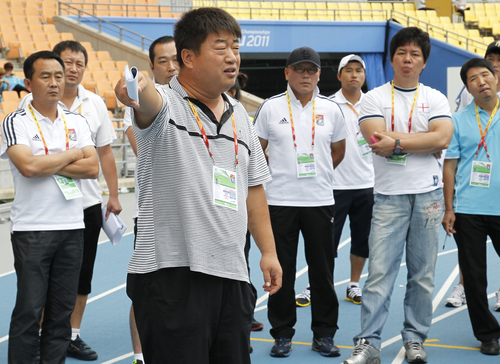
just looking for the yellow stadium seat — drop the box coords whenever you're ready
[468,29,480,38]
[453,23,465,30]
[2,91,19,103]
[440,16,451,24]
[92,70,108,82]
[393,3,404,12]
[315,2,326,9]
[404,3,415,11]
[426,10,437,17]
[35,41,51,52]
[474,3,485,12]
[87,60,102,72]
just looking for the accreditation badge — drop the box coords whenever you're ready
[386,153,407,165]
[356,133,372,157]
[296,152,317,178]
[470,160,492,188]
[53,175,83,200]
[213,166,238,210]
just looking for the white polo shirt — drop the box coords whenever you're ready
[330,90,374,189]
[254,84,349,207]
[18,85,116,209]
[1,103,95,232]
[359,82,452,195]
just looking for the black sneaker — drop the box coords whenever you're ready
[296,287,311,307]
[346,285,362,305]
[270,337,292,357]
[312,337,341,357]
[252,319,264,331]
[67,336,98,361]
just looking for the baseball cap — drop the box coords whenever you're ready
[338,54,366,74]
[485,40,500,57]
[286,47,321,69]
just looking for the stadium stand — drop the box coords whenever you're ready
[0,0,498,120]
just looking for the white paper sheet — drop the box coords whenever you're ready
[101,204,127,246]
[124,65,139,103]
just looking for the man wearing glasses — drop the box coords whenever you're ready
[254,46,347,358]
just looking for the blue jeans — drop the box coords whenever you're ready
[354,189,443,350]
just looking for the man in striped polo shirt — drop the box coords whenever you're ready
[115,7,282,364]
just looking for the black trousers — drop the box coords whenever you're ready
[127,268,253,364]
[267,205,339,339]
[454,213,500,342]
[78,204,102,295]
[333,188,373,258]
[8,230,84,364]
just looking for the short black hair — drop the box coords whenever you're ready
[149,36,175,64]
[228,72,248,100]
[390,27,431,64]
[4,62,13,71]
[174,7,241,67]
[460,58,495,86]
[24,51,65,80]
[52,41,89,66]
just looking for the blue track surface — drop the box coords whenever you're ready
[0,215,499,363]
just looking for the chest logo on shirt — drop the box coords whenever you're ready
[316,115,324,126]
[279,117,289,124]
[418,103,430,113]
[68,129,77,141]
[32,134,42,142]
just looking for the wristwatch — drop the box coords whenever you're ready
[393,139,403,155]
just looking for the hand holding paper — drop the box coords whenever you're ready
[124,65,139,103]
[102,203,127,246]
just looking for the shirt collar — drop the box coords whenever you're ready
[286,83,319,107]
[28,102,64,124]
[334,89,364,107]
[169,75,235,128]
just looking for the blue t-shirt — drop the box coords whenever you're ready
[447,98,500,216]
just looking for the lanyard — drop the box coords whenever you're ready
[474,98,499,160]
[346,103,359,116]
[28,104,68,155]
[391,82,419,132]
[287,92,315,150]
[187,99,238,169]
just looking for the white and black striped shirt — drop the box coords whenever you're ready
[129,76,271,282]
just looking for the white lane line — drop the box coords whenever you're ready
[0,335,8,343]
[101,352,134,363]
[387,263,460,363]
[87,284,126,304]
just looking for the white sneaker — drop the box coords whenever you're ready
[495,289,500,312]
[296,286,311,307]
[445,284,466,307]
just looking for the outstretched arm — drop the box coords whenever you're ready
[114,72,163,130]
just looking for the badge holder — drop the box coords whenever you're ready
[54,175,83,200]
[296,152,317,178]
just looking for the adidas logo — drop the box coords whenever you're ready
[279,118,289,124]
[32,134,42,141]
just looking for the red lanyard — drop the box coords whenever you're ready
[474,98,499,160]
[287,92,315,150]
[28,104,68,155]
[188,99,238,169]
[391,82,419,132]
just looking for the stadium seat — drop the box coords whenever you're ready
[97,51,112,62]
[101,60,116,72]
[116,61,129,72]
[2,91,19,103]
[2,101,19,115]
[60,33,75,41]
[87,60,102,72]
[35,41,51,52]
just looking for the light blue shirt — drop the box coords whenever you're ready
[447,97,500,216]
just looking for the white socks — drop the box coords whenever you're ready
[71,328,80,341]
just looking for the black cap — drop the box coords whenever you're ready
[485,40,500,57]
[286,46,321,69]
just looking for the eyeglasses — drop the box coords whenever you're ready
[290,66,319,75]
